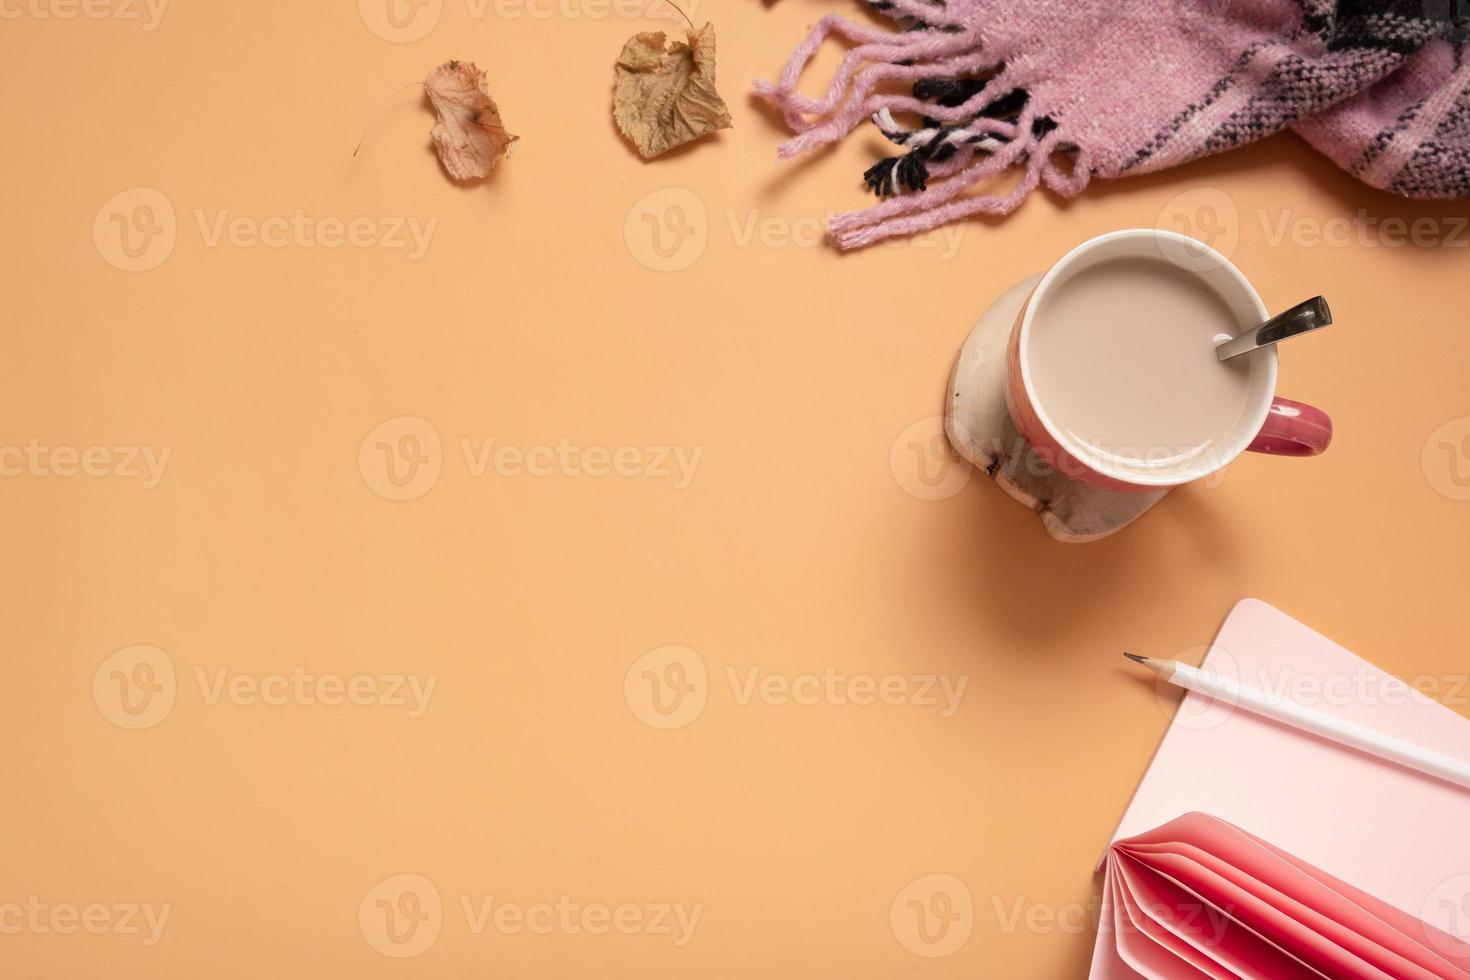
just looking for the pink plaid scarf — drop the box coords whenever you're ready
[755,0,1469,249]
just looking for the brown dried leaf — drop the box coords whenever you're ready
[613,23,732,160]
[425,60,517,182]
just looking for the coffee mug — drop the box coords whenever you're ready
[1004,228,1332,492]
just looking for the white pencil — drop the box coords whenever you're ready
[1123,653,1470,791]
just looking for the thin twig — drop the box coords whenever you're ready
[657,0,694,30]
[354,81,427,158]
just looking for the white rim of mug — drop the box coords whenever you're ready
[1016,227,1277,488]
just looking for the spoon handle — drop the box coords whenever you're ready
[1216,296,1333,362]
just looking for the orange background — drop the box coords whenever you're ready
[3,0,1470,976]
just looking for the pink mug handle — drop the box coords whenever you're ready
[1248,396,1332,456]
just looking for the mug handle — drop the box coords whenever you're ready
[1247,397,1332,456]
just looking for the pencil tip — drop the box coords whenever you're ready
[1122,652,1148,664]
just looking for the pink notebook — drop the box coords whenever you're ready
[1091,599,1470,979]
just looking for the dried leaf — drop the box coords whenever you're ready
[613,23,732,160]
[425,60,517,182]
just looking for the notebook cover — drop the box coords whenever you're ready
[1091,598,1470,979]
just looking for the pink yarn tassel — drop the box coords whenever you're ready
[753,0,1094,249]
[878,0,973,27]
[774,55,997,158]
[1041,144,1092,196]
[830,135,1056,249]
[830,135,1030,233]
[753,19,980,131]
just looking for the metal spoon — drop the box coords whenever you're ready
[1215,296,1332,362]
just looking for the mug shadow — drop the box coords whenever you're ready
[901,332,1243,656]
[913,451,1241,656]
[976,491,1235,642]
[876,135,1417,659]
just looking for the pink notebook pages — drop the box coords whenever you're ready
[1091,598,1470,979]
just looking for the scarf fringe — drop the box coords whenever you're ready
[755,8,1092,249]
